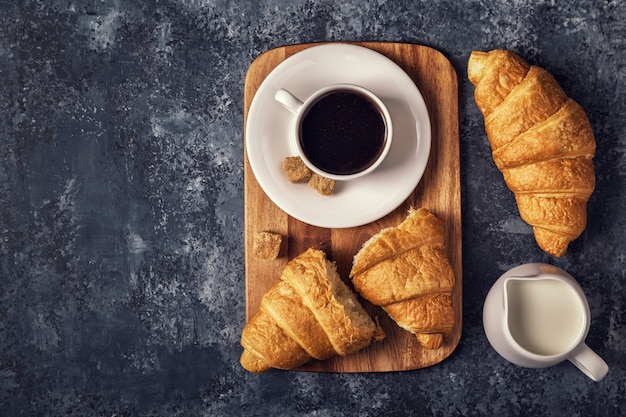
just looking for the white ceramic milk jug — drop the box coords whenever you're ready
[483,263,609,382]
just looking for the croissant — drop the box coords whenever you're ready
[468,49,596,257]
[240,248,384,373]
[349,208,455,349]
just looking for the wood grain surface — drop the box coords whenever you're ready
[243,42,461,372]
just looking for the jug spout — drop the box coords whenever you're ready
[502,276,537,319]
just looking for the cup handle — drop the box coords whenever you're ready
[274,89,303,114]
[567,343,609,382]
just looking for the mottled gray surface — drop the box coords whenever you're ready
[1,0,625,416]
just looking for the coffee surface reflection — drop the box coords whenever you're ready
[300,90,387,176]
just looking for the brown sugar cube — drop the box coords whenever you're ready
[282,156,312,183]
[308,173,336,196]
[253,231,283,259]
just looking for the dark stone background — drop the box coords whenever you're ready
[1,1,624,416]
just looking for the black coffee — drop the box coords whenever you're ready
[300,90,387,176]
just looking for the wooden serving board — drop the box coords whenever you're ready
[243,42,461,372]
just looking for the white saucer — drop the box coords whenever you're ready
[246,43,431,228]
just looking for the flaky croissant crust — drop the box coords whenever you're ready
[240,248,383,373]
[350,208,456,349]
[468,49,596,257]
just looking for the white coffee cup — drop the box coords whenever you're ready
[274,84,393,181]
[483,263,609,382]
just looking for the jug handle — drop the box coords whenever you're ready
[568,343,609,382]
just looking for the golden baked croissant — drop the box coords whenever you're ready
[240,248,384,373]
[349,208,455,349]
[468,49,596,257]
